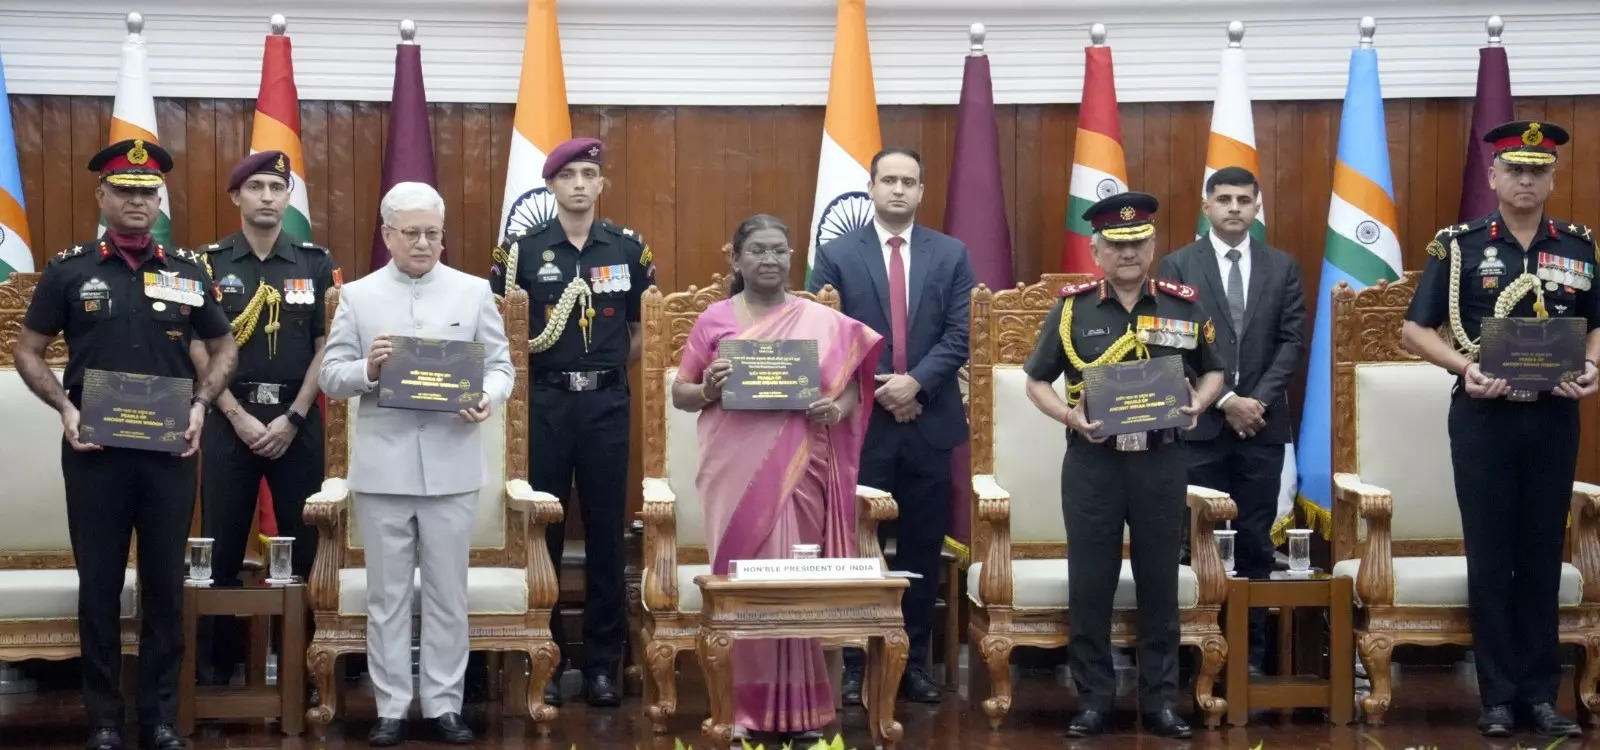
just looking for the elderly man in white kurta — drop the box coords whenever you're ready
[320,182,513,747]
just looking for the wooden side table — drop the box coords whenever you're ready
[694,575,910,750]
[178,581,306,736]
[1224,573,1353,725]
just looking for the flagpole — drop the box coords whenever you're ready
[1090,22,1107,47]
[968,22,984,56]
[1487,14,1503,45]
[400,18,417,45]
[1358,16,1375,48]
[1228,20,1243,48]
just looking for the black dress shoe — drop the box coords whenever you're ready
[138,724,186,750]
[1065,708,1108,738]
[1477,704,1514,737]
[841,665,863,706]
[84,727,122,750]
[1524,702,1583,737]
[367,718,405,747]
[1142,707,1193,739]
[899,666,942,703]
[585,672,621,707]
[430,712,475,744]
[543,678,564,706]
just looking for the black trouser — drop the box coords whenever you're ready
[1184,433,1284,667]
[1450,393,1579,708]
[532,382,629,674]
[197,400,323,679]
[1062,433,1186,713]
[846,406,952,674]
[62,443,196,729]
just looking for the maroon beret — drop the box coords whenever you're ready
[541,138,603,180]
[227,150,292,192]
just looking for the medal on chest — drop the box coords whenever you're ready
[283,278,315,305]
[1134,316,1199,350]
[144,270,205,308]
[1536,251,1593,292]
[588,264,631,294]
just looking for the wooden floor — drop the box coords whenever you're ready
[5,657,1600,749]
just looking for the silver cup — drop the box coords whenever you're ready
[1287,529,1313,573]
[1213,529,1237,575]
[791,543,821,560]
[187,538,214,584]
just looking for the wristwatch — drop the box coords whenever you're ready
[286,409,306,428]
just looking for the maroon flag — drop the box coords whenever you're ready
[942,29,1013,565]
[1458,41,1511,222]
[370,36,438,270]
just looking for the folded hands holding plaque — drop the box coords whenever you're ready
[1081,355,1196,437]
[716,339,823,409]
[370,334,490,420]
[1477,317,1588,401]
[78,368,194,452]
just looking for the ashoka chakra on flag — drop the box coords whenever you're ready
[504,187,558,239]
[816,191,874,249]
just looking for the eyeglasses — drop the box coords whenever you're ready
[385,225,444,246]
[743,247,791,258]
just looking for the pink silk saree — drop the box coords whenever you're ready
[676,295,884,733]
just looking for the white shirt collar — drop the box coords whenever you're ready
[874,219,911,250]
[1209,230,1249,260]
[384,259,443,285]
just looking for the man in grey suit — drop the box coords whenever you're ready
[1157,166,1307,671]
[808,146,976,704]
[320,182,515,746]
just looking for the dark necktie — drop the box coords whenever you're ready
[1225,247,1245,332]
[888,236,909,374]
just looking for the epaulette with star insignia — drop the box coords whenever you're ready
[169,247,205,267]
[298,241,330,254]
[1556,220,1593,242]
[602,220,652,266]
[1427,217,1492,259]
[1154,279,1198,301]
[1059,280,1098,297]
[52,243,90,262]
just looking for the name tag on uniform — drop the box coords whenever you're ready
[1134,316,1198,349]
[536,263,564,283]
[1081,327,1112,337]
[1537,252,1593,291]
[219,274,246,295]
[143,270,205,307]
[283,278,315,305]
[589,264,630,294]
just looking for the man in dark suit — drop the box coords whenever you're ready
[1158,166,1307,670]
[809,146,976,704]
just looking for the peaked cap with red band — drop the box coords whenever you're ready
[88,138,173,188]
[1485,120,1569,166]
[1082,191,1159,243]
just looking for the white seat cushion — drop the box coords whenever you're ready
[967,559,1200,610]
[1332,556,1584,607]
[0,569,137,619]
[1354,363,1462,540]
[991,367,1069,543]
[664,368,708,546]
[337,567,528,616]
[659,563,712,614]
[0,369,70,551]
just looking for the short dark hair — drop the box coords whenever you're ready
[869,147,924,182]
[1204,166,1260,196]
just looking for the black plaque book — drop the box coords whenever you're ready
[1081,355,1191,436]
[378,336,486,412]
[79,369,192,451]
[717,339,823,410]
[1479,317,1587,391]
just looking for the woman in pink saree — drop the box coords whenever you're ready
[671,214,884,740]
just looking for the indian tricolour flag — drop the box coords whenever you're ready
[498,0,572,241]
[1295,44,1402,536]
[250,29,311,243]
[1062,43,1126,275]
[103,21,172,246]
[805,0,882,279]
[0,48,32,275]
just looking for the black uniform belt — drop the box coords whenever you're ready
[534,368,622,392]
[1073,427,1179,452]
[230,381,301,405]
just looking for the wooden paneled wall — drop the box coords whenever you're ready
[10,94,1600,489]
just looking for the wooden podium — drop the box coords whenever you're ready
[693,575,910,749]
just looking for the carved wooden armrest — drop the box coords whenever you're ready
[507,479,564,611]
[1334,473,1395,607]
[639,477,678,613]
[972,475,1013,608]
[855,485,897,564]
[1185,484,1237,607]
[302,477,350,612]
[1568,482,1600,603]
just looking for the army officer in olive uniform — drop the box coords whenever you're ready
[191,150,335,682]
[1401,121,1600,738]
[13,139,236,750]
[489,137,654,707]
[1023,192,1224,740]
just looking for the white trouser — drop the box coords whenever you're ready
[354,490,476,719]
